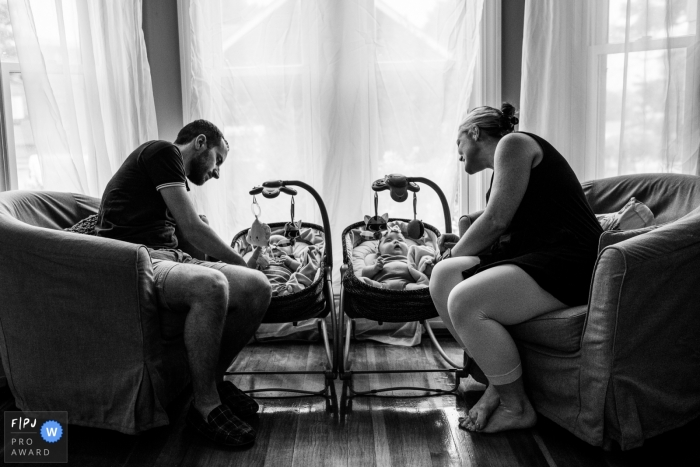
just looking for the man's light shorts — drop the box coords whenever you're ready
[149,248,229,312]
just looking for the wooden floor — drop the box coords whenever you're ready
[1,335,698,466]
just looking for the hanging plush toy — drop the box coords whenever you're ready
[283,196,302,243]
[364,192,389,239]
[284,220,302,240]
[406,192,425,240]
[364,213,389,239]
[246,196,271,247]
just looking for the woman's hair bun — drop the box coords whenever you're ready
[500,102,519,134]
[501,102,516,119]
[458,102,519,139]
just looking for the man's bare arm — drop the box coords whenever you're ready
[159,186,247,267]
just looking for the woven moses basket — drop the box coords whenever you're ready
[231,221,328,324]
[341,218,442,323]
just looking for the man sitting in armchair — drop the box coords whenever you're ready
[96,119,271,447]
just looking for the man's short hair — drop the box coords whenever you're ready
[174,119,228,149]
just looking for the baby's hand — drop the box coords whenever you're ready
[375,256,385,271]
[255,249,270,269]
[423,257,435,276]
[246,246,261,269]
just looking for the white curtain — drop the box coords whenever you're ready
[521,0,700,180]
[179,0,486,342]
[179,0,483,282]
[8,0,157,197]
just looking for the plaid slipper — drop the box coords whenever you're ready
[218,381,260,417]
[186,404,256,447]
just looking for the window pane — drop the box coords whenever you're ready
[10,73,42,190]
[603,49,686,177]
[609,0,698,44]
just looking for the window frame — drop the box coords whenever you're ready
[0,60,20,191]
[585,0,700,179]
[459,0,500,217]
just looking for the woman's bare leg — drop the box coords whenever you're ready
[447,264,566,432]
[429,256,481,350]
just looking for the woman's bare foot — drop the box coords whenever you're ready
[480,397,537,433]
[458,384,500,431]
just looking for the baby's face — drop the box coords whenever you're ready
[379,232,408,256]
[269,238,293,257]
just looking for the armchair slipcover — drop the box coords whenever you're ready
[461,173,700,450]
[0,190,190,434]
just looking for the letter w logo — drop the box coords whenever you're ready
[46,427,58,437]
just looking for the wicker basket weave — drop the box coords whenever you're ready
[231,221,329,324]
[341,219,442,323]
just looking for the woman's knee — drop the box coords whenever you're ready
[430,259,453,283]
[429,259,454,297]
[446,287,484,329]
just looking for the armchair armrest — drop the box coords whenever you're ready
[459,210,484,236]
[0,215,164,428]
[578,209,700,448]
[597,224,662,251]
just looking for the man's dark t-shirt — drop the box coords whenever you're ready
[96,140,190,248]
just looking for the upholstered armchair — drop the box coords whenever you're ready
[460,173,700,450]
[0,190,195,434]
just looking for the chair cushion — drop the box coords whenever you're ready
[508,305,587,353]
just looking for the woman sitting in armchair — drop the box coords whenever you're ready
[429,103,602,433]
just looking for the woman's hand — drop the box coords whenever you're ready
[438,233,461,254]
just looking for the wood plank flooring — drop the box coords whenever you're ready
[1,334,698,466]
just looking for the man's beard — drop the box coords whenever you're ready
[187,151,210,186]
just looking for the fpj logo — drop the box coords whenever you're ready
[4,411,68,463]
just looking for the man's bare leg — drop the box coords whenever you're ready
[158,264,231,418]
[213,266,271,376]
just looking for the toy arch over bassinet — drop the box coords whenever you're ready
[225,180,338,413]
[338,175,469,413]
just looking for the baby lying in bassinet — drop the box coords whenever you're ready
[246,233,323,297]
[359,228,433,290]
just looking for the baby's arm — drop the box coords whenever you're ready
[361,253,384,279]
[407,265,430,287]
[282,255,301,271]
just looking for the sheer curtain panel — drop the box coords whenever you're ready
[178,0,486,342]
[521,0,700,180]
[178,0,484,285]
[8,0,157,196]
